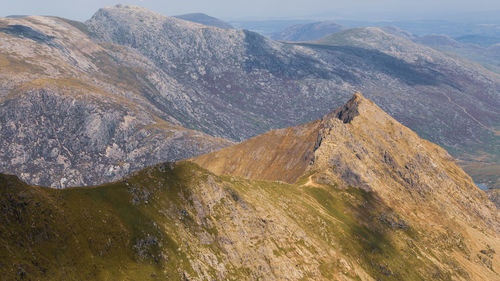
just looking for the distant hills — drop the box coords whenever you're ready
[1,94,498,280]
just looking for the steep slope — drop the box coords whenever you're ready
[0,15,232,188]
[271,21,345,41]
[193,120,321,183]
[2,94,499,280]
[174,13,233,29]
[85,6,500,186]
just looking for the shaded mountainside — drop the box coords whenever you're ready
[0,15,232,188]
[1,94,499,281]
[1,5,500,188]
[174,13,233,29]
[271,21,345,42]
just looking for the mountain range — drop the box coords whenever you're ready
[1,94,498,280]
[0,4,499,188]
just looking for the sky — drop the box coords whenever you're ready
[1,0,500,22]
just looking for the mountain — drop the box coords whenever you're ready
[271,21,345,41]
[85,6,500,186]
[174,13,234,29]
[0,14,232,188]
[2,94,499,280]
[1,5,500,188]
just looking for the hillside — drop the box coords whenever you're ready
[1,94,498,280]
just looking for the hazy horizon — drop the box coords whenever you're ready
[2,0,500,22]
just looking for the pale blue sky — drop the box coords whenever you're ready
[1,0,499,21]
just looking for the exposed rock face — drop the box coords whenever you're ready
[174,13,234,29]
[1,95,498,280]
[271,21,345,41]
[0,15,231,188]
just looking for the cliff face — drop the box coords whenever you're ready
[3,94,497,280]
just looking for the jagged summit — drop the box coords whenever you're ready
[191,92,412,184]
[194,92,499,229]
[327,92,364,123]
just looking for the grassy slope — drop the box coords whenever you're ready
[1,161,484,280]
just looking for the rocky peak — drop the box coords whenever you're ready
[194,93,500,232]
[326,92,364,123]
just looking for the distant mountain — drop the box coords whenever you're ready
[269,21,500,75]
[1,5,499,188]
[174,13,233,29]
[2,94,499,280]
[271,21,345,41]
